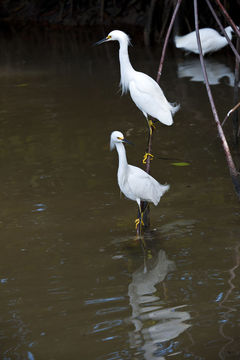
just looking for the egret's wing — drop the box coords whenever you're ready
[175,30,198,49]
[176,28,220,54]
[199,28,220,41]
[127,165,169,205]
[129,72,173,125]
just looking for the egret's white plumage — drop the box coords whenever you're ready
[96,30,179,127]
[110,131,169,209]
[175,26,233,55]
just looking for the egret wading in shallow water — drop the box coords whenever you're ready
[175,26,233,55]
[110,131,169,233]
[96,30,179,162]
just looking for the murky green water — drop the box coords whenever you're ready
[0,28,239,359]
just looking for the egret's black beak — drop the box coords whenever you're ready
[94,38,107,46]
[123,138,134,146]
[94,35,111,46]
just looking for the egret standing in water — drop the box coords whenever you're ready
[110,131,169,232]
[96,30,179,137]
[175,26,233,55]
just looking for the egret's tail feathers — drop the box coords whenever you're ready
[170,102,180,115]
[156,103,179,126]
[160,183,170,197]
[158,112,173,126]
[153,183,170,206]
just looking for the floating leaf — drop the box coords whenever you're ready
[15,83,28,87]
[171,162,190,166]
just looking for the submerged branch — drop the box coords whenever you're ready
[194,0,240,199]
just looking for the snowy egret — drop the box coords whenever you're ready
[110,131,169,230]
[96,30,179,136]
[175,26,233,55]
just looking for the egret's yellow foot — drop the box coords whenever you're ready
[135,218,140,229]
[135,217,144,229]
[148,119,156,135]
[143,152,154,164]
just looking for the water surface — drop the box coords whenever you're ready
[0,28,239,359]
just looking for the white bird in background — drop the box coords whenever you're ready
[110,131,169,231]
[96,30,179,135]
[175,26,234,55]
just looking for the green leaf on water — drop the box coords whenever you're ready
[15,83,28,87]
[171,162,190,166]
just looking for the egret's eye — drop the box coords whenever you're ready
[107,35,111,39]
[117,137,123,140]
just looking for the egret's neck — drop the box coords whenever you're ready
[118,40,134,94]
[115,142,128,175]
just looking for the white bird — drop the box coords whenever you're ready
[96,30,179,134]
[175,26,233,56]
[110,131,169,230]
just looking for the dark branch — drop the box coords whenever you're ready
[205,0,240,63]
[233,37,240,141]
[214,0,240,39]
[194,0,240,198]
[156,0,183,83]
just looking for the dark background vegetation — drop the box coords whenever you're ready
[0,0,239,42]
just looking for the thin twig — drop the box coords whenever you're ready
[234,37,240,141]
[156,0,183,83]
[205,0,240,63]
[194,0,240,198]
[221,102,240,127]
[214,0,240,39]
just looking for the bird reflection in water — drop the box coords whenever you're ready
[128,239,191,359]
[177,57,239,87]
